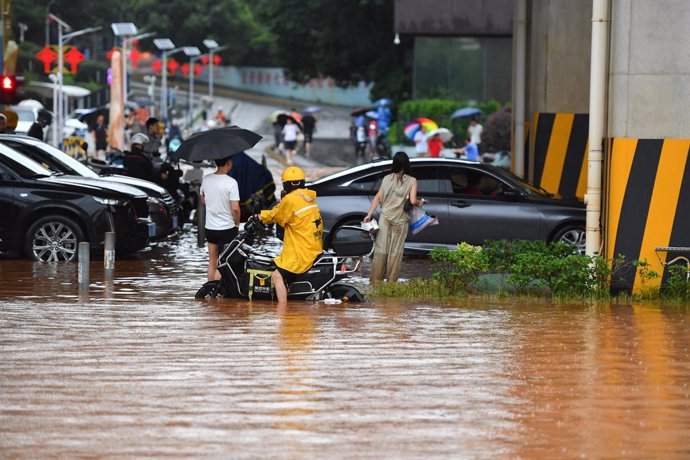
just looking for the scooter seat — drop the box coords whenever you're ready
[247,257,275,271]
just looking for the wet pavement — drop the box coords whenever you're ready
[1,229,690,458]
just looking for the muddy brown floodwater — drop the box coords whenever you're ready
[1,230,689,458]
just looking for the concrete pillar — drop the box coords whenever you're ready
[527,0,592,115]
[608,0,690,138]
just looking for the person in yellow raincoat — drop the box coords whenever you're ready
[259,166,323,303]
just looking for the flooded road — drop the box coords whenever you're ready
[1,230,689,458]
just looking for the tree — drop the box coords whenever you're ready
[255,0,409,100]
[12,0,276,67]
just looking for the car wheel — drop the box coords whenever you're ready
[25,215,85,262]
[552,224,586,254]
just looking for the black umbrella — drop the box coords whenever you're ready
[276,111,303,128]
[176,126,263,162]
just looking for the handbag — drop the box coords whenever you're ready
[403,194,413,213]
[408,206,439,235]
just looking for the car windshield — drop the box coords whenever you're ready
[494,168,553,197]
[309,161,391,185]
[0,144,53,178]
[9,139,99,178]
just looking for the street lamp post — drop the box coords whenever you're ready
[154,38,176,122]
[143,75,156,116]
[112,24,157,112]
[182,47,201,127]
[203,39,219,104]
[49,14,99,147]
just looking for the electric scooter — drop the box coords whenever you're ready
[195,214,372,302]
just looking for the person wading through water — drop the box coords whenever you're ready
[257,166,323,304]
[364,151,425,283]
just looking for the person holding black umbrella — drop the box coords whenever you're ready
[175,126,262,282]
[200,155,241,281]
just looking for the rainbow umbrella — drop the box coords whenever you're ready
[404,118,439,140]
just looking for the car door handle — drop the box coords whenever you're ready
[451,201,471,208]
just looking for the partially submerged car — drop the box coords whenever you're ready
[309,158,586,254]
[0,135,180,239]
[0,144,151,261]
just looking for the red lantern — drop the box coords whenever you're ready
[129,47,141,69]
[193,63,203,77]
[64,47,85,74]
[213,54,222,65]
[151,59,162,76]
[180,63,190,77]
[167,58,179,75]
[106,47,118,60]
[35,46,58,73]
[200,55,209,65]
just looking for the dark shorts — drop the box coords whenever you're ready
[304,132,313,143]
[284,140,297,150]
[205,227,238,247]
[276,266,300,286]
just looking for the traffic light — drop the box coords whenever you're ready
[0,75,17,104]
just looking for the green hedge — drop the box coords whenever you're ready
[370,240,689,303]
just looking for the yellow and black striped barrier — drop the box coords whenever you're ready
[529,112,589,199]
[606,138,690,294]
[63,136,86,159]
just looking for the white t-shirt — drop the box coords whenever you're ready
[282,123,300,142]
[200,173,240,230]
[468,123,483,144]
[414,131,428,154]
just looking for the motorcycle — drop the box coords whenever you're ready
[195,214,372,302]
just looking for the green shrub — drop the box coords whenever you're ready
[430,242,488,289]
[371,239,688,303]
[661,264,690,302]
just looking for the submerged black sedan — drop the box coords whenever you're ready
[0,145,151,261]
[309,158,586,254]
[0,135,179,240]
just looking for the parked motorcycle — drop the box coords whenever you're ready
[195,214,372,302]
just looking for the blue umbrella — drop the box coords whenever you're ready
[302,105,322,114]
[451,107,483,119]
[365,111,379,119]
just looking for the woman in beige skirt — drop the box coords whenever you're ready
[363,151,425,283]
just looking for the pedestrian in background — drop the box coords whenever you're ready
[123,133,155,182]
[363,151,425,283]
[454,137,479,161]
[92,114,108,160]
[28,109,51,142]
[413,129,427,157]
[272,120,283,152]
[200,155,241,281]
[281,118,300,165]
[302,114,316,158]
[143,117,162,158]
[467,117,483,145]
[426,132,444,158]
